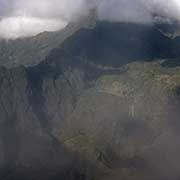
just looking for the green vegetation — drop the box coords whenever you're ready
[95,61,180,98]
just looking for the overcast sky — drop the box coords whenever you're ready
[1,0,180,39]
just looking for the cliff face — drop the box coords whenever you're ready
[0,20,180,180]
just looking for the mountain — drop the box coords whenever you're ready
[0,8,97,67]
[0,14,180,180]
[1,21,180,68]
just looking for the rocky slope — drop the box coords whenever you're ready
[0,17,180,180]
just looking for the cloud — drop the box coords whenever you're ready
[11,0,88,20]
[0,16,67,39]
[1,0,180,39]
[0,0,89,39]
[97,0,180,23]
[97,0,153,23]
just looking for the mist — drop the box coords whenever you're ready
[1,0,180,39]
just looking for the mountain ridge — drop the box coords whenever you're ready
[0,17,180,180]
[1,18,180,68]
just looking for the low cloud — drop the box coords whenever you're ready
[1,0,180,39]
[0,16,66,39]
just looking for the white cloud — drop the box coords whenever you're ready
[0,16,67,39]
[97,0,153,23]
[1,0,180,39]
[12,0,88,20]
[0,0,88,39]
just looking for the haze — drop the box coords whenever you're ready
[1,0,180,39]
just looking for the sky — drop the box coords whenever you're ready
[1,0,180,39]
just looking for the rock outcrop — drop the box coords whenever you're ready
[0,19,180,180]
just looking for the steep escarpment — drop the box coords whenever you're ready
[0,66,76,180]
[0,52,122,179]
[69,62,180,179]
[1,19,180,180]
[0,47,180,179]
